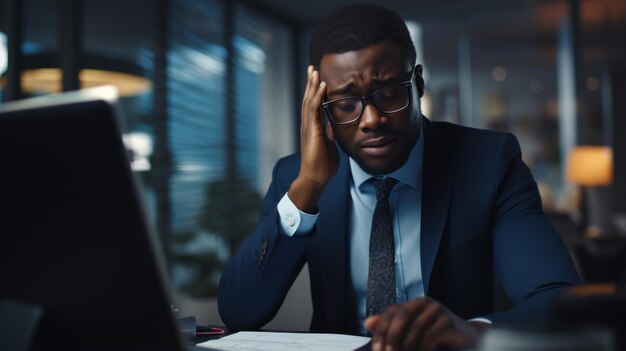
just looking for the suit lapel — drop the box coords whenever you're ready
[420,119,455,294]
[317,150,352,329]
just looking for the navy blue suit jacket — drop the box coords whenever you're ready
[218,118,581,333]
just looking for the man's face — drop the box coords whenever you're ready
[319,41,422,175]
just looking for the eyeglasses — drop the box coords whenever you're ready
[322,77,414,125]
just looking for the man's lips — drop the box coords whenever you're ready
[360,135,397,156]
[361,135,396,148]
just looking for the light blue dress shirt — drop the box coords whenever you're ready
[277,134,425,333]
[348,135,424,333]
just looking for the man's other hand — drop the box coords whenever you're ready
[364,297,491,351]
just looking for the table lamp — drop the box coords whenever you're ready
[566,146,625,284]
[562,147,625,345]
[566,145,613,237]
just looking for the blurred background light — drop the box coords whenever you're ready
[492,66,507,82]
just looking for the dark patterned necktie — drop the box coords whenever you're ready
[366,177,398,317]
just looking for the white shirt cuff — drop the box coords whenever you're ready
[468,317,493,325]
[276,192,318,236]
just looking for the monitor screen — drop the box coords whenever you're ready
[0,87,186,350]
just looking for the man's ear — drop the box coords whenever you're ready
[326,122,335,142]
[414,64,425,98]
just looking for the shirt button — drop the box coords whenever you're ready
[286,216,296,226]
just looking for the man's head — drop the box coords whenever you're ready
[309,4,417,70]
[310,4,424,175]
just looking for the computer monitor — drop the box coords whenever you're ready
[0,87,187,350]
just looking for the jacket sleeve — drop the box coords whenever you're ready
[217,155,313,331]
[485,133,581,325]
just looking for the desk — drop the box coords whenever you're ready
[554,284,626,350]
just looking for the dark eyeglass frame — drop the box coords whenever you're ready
[322,72,415,125]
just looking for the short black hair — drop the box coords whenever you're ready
[308,4,416,69]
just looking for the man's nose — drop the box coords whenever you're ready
[358,102,387,130]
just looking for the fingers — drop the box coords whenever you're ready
[383,305,413,351]
[370,306,396,351]
[364,315,381,332]
[369,299,428,351]
[368,298,477,351]
[301,65,325,127]
[401,302,441,350]
[301,65,314,113]
[419,310,453,351]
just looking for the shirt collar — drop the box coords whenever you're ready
[349,128,424,191]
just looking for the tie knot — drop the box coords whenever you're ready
[371,178,398,202]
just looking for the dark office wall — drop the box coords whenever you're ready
[608,16,626,215]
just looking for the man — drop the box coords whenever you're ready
[218,4,581,351]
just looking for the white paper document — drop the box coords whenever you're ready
[197,331,371,351]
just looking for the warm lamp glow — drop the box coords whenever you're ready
[566,146,613,186]
[79,69,152,96]
[20,68,62,93]
[20,68,152,97]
